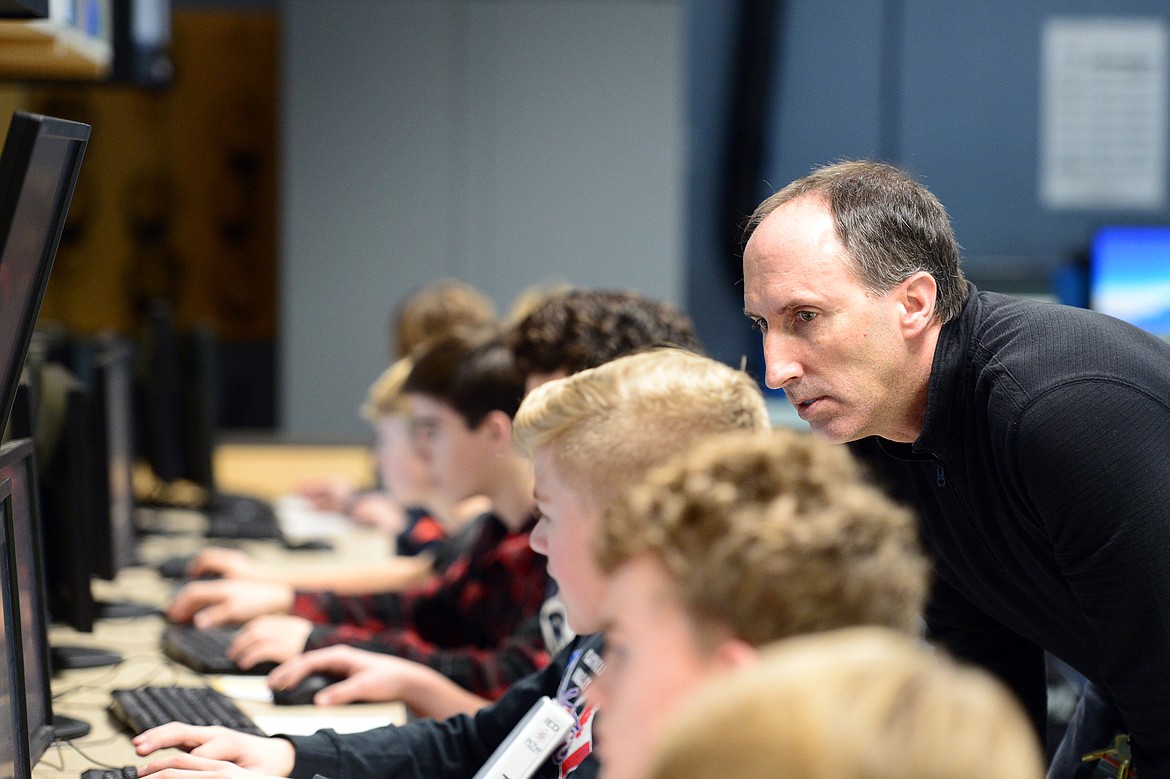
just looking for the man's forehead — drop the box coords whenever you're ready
[744,207,857,303]
[747,197,838,257]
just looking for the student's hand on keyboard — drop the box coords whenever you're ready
[229,615,314,669]
[267,644,422,706]
[188,548,263,580]
[134,724,295,779]
[138,756,278,779]
[166,580,296,628]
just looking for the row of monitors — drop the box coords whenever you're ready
[0,332,141,776]
[8,335,139,638]
[0,108,105,779]
[0,335,144,778]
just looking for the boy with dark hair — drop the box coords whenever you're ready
[508,288,702,390]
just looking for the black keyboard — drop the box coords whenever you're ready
[81,766,137,779]
[110,686,265,736]
[204,493,284,541]
[161,625,276,675]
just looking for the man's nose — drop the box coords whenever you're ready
[763,336,802,390]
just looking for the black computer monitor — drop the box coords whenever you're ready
[136,302,222,491]
[91,338,139,581]
[0,110,91,445]
[0,438,89,749]
[1088,225,1170,341]
[136,299,187,486]
[0,440,53,759]
[33,362,152,639]
[180,322,218,491]
[36,377,99,636]
[0,474,33,779]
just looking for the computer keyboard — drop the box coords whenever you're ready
[160,625,276,675]
[110,686,265,736]
[81,766,138,779]
[203,493,285,541]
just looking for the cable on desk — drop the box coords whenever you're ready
[54,652,190,702]
[58,738,134,771]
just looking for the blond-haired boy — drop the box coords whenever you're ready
[187,356,468,591]
[650,626,1043,779]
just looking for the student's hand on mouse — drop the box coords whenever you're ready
[348,493,407,535]
[166,580,295,628]
[188,548,261,580]
[267,645,429,705]
[228,615,314,669]
[133,723,295,776]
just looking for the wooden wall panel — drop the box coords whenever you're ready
[22,9,278,343]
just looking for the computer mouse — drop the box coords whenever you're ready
[156,554,220,582]
[156,554,195,579]
[270,673,340,706]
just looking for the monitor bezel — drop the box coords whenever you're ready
[0,439,54,761]
[0,474,33,779]
[0,111,91,444]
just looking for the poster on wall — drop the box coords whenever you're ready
[1039,17,1168,210]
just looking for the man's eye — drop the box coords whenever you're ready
[749,318,768,332]
[795,310,817,323]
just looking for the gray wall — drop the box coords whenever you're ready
[280,0,684,438]
[279,0,1170,436]
[769,1,1170,282]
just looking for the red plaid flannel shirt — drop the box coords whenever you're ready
[292,512,550,700]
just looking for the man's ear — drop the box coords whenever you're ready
[710,637,758,672]
[899,271,937,337]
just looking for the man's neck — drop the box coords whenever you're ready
[882,322,943,444]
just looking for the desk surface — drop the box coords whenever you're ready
[214,443,374,502]
[33,495,406,779]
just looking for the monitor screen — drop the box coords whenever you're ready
[0,475,32,779]
[0,111,91,440]
[0,439,54,762]
[1089,225,1170,341]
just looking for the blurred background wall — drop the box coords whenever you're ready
[3,0,1168,439]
